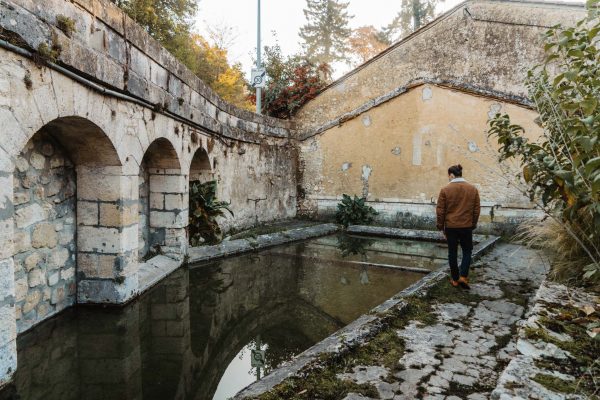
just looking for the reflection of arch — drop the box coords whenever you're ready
[189,147,212,181]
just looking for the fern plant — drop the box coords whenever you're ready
[335,194,378,228]
[189,180,233,246]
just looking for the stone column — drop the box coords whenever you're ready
[148,169,188,261]
[76,166,139,304]
[0,166,17,388]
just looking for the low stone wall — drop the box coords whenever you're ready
[312,197,542,236]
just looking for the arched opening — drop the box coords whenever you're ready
[189,147,212,182]
[139,138,186,261]
[11,116,131,332]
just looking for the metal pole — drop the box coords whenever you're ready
[256,0,262,114]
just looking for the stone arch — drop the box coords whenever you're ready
[139,138,187,261]
[9,115,139,335]
[189,147,213,182]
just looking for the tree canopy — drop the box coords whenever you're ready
[380,0,441,44]
[113,0,252,110]
[299,0,353,69]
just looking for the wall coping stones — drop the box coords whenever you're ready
[0,0,293,143]
[137,255,180,296]
[187,223,340,265]
[234,229,499,399]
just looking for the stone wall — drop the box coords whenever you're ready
[0,0,296,383]
[298,84,545,233]
[294,1,584,233]
[294,0,585,131]
[12,133,76,333]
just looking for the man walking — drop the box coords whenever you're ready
[436,164,480,289]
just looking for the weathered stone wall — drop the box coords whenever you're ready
[12,133,77,333]
[298,84,544,233]
[294,0,585,131]
[0,0,297,383]
[295,1,584,233]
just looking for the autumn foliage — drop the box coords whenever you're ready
[249,46,330,119]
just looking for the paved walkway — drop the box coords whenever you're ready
[337,243,549,400]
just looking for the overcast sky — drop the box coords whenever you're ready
[194,0,583,80]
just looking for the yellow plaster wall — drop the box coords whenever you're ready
[300,85,541,207]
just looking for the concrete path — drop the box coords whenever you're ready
[336,243,549,400]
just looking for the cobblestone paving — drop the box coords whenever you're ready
[337,243,549,400]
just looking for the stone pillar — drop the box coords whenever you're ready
[0,167,17,388]
[76,166,139,304]
[148,169,188,260]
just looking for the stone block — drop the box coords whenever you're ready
[28,268,45,287]
[51,286,65,305]
[15,203,46,228]
[48,271,59,286]
[14,277,27,302]
[78,226,121,253]
[23,290,41,314]
[77,201,99,226]
[149,192,164,209]
[0,258,15,300]
[164,194,184,211]
[149,174,185,194]
[150,211,186,229]
[78,169,134,202]
[12,231,30,255]
[61,267,75,281]
[99,203,137,227]
[121,225,138,252]
[31,222,58,248]
[49,248,70,270]
[24,252,43,271]
[13,190,30,205]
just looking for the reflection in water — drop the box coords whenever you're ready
[1,234,440,400]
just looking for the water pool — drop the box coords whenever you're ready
[1,233,448,400]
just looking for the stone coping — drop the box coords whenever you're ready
[187,223,341,266]
[234,231,500,399]
[137,255,181,296]
[347,225,496,245]
[0,0,291,143]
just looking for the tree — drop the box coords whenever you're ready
[113,1,253,110]
[299,0,353,71]
[113,0,197,57]
[188,35,253,110]
[348,26,389,65]
[380,0,441,43]
[249,45,330,119]
[487,2,600,283]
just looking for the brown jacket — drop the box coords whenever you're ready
[436,180,481,230]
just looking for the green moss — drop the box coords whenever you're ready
[56,15,76,37]
[524,303,600,397]
[532,374,578,394]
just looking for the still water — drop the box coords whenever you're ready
[1,234,445,400]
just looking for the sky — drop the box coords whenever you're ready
[194,0,583,80]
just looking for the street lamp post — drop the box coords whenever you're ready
[256,0,262,115]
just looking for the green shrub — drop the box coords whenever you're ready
[188,180,233,246]
[335,194,378,228]
[488,0,600,283]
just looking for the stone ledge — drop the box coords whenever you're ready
[234,229,499,399]
[137,255,180,296]
[187,223,340,265]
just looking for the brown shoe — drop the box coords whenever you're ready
[458,276,470,290]
[450,279,460,287]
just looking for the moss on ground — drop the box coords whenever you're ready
[524,303,600,398]
[253,275,495,400]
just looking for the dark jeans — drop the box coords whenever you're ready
[445,227,473,281]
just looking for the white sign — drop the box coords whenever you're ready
[251,68,267,88]
[251,349,265,367]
